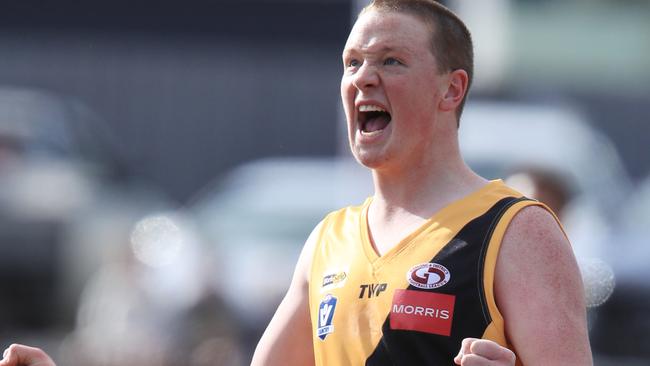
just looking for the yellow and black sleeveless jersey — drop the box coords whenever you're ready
[308,180,555,365]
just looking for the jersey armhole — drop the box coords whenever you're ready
[307,214,335,314]
[481,199,567,349]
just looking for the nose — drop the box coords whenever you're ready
[352,62,379,91]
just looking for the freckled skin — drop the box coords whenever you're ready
[495,206,592,364]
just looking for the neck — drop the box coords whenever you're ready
[370,131,486,219]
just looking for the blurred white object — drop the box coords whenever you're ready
[452,0,512,91]
[460,101,630,211]
[0,157,97,220]
[132,211,205,311]
[609,175,650,288]
[131,214,184,268]
[578,257,615,308]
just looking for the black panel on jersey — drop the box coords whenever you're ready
[366,196,530,366]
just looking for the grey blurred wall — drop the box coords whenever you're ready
[0,0,352,201]
[1,0,648,202]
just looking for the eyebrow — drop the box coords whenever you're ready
[343,44,413,58]
[374,45,413,54]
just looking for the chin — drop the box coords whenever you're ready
[351,148,389,170]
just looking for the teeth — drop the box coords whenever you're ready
[358,104,386,113]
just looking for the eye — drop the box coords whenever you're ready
[384,57,402,66]
[347,59,361,68]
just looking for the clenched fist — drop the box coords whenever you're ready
[455,338,516,366]
[0,344,55,366]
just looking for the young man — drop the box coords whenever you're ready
[5,1,591,365]
[252,1,592,365]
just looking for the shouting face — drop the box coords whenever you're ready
[341,10,452,171]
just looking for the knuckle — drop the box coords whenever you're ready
[508,351,517,363]
[461,354,481,366]
[469,339,487,354]
[462,337,476,348]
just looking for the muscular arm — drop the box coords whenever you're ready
[251,223,321,366]
[496,206,592,365]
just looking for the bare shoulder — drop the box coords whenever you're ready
[295,220,325,283]
[496,205,580,313]
[495,205,593,364]
[500,205,572,264]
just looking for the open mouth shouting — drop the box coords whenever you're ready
[358,104,392,136]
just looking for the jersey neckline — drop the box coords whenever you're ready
[359,179,505,268]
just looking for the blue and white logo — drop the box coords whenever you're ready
[317,294,337,340]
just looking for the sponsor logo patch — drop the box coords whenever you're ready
[317,294,337,340]
[322,271,347,288]
[321,269,348,292]
[390,289,455,336]
[407,262,451,289]
[358,283,388,298]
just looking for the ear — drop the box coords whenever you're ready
[439,69,469,113]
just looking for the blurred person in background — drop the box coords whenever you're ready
[505,167,572,220]
[253,0,591,365]
[503,165,612,262]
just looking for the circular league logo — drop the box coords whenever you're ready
[407,263,451,289]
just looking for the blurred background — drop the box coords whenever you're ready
[0,0,648,365]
